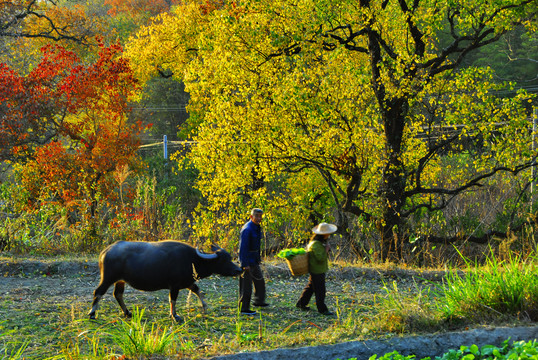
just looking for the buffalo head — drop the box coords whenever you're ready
[196,244,242,276]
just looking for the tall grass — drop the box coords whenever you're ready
[61,307,182,359]
[61,328,116,359]
[1,340,27,360]
[435,249,538,321]
[104,307,180,357]
[0,323,28,360]
[375,279,440,333]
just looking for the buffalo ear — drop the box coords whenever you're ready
[210,244,222,252]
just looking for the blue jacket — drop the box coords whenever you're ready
[239,220,262,267]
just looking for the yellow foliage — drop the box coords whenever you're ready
[125,0,536,243]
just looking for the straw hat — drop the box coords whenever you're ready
[312,222,337,235]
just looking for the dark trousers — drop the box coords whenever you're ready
[297,272,328,313]
[239,264,266,311]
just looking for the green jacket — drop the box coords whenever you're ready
[307,240,328,274]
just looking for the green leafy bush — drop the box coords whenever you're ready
[435,339,538,360]
[340,339,538,360]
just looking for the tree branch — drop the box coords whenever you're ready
[1,0,90,44]
[401,160,537,218]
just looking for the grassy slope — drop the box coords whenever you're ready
[0,257,532,359]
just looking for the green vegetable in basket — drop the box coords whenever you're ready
[277,248,306,259]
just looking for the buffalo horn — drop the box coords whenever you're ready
[196,248,218,260]
[210,244,223,252]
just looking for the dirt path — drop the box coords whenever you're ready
[1,259,98,305]
[211,326,538,360]
[0,257,446,307]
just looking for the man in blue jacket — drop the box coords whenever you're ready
[238,208,268,315]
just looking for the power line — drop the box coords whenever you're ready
[139,140,197,149]
[132,106,187,111]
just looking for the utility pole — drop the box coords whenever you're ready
[163,134,168,160]
[163,134,169,182]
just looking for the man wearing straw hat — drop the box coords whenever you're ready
[296,222,337,315]
[238,208,268,316]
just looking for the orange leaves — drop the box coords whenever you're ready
[199,1,244,18]
[0,62,51,159]
[3,41,148,216]
[0,63,23,97]
[46,41,140,117]
[200,0,225,15]
[0,66,23,141]
[18,141,73,207]
[30,45,79,82]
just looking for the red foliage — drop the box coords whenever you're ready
[1,40,149,216]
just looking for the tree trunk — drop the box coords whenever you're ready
[379,99,408,262]
[365,15,409,261]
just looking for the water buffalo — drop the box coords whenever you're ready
[88,240,242,322]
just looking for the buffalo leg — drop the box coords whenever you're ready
[113,281,132,318]
[188,283,207,312]
[169,287,182,322]
[89,280,113,319]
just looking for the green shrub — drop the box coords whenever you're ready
[103,307,180,357]
[340,339,538,360]
[434,249,538,320]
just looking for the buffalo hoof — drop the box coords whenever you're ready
[89,313,96,320]
[124,310,132,318]
[172,314,183,323]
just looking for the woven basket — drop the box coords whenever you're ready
[285,253,309,276]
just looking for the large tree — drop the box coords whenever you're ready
[126,0,537,260]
